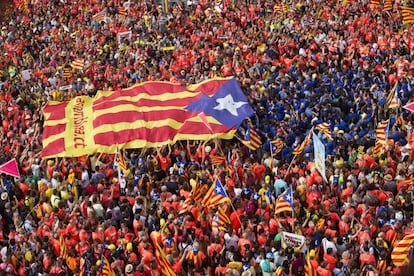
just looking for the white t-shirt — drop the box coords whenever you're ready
[322,237,337,255]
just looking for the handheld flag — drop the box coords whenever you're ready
[115,147,127,174]
[0,159,20,178]
[376,120,389,144]
[212,206,230,232]
[386,81,400,109]
[391,232,414,267]
[60,235,68,260]
[275,188,293,215]
[92,9,107,22]
[201,177,230,208]
[242,127,262,150]
[155,242,177,276]
[100,255,115,276]
[210,155,226,166]
[315,123,332,140]
[118,5,126,17]
[401,6,414,24]
[403,101,414,113]
[293,131,312,155]
[271,140,283,156]
[70,59,85,71]
[304,251,317,276]
[369,0,381,8]
[383,0,393,11]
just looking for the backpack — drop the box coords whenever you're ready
[261,260,270,273]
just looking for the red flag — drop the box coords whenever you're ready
[403,102,414,113]
[0,159,20,177]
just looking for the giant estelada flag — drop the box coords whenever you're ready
[42,77,254,158]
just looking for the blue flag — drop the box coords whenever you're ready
[186,78,254,128]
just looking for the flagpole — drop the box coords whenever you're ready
[115,146,122,191]
[269,140,274,169]
[290,185,294,231]
[283,154,298,180]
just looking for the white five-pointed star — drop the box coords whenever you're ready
[213,94,247,116]
[285,194,291,202]
[215,187,222,194]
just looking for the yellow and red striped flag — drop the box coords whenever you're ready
[118,5,126,17]
[178,181,205,214]
[63,67,72,79]
[155,242,176,276]
[293,131,313,155]
[212,206,230,231]
[386,81,400,109]
[211,155,226,166]
[275,188,293,215]
[377,259,387,273]
[391,232,414,267]
[271,140,283,156]
[316,123,332,140]
[101,255,115,276]
[242,127,262,150]
[370,0,381,8]
[401,6,414,24]
[396,115,404,126]
[200,177,230,209]
[70,59,84,71]
[376,120,389,144]
[41,78,253,158]
[383,0,393,11]
[373,141,384,157]
[92,9,106,22]
[115,147,128,174]
[60,234,68,260]
[274,3,289,13]
[19,0,28,12]
[304,252,317,276]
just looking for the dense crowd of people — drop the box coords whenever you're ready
[0,0,414,275]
